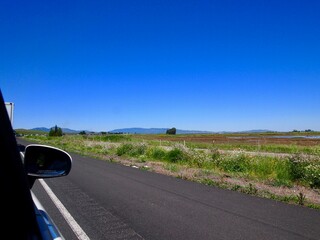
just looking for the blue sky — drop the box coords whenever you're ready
[1,0,320,132]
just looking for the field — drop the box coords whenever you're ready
[132,132,320,153]
[134,132,320,146]
[21,131,320,209]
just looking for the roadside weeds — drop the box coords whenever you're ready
[105,154,320,210]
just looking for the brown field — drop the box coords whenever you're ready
[133,133,320,147]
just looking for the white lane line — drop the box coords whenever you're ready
[39,179,90,240]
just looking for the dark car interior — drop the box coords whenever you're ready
[0,89,42,239]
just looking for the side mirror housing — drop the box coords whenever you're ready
[24,144,72,181]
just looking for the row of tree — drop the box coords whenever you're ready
[292,129,314,132]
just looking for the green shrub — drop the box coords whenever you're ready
[147,147,166,160]
[304,163,320,188]
[288,154,308,180]
[166,148,187,163]
[217,154,250,173]
[116,143,134,156]
[129,143,147,157]
[287,154,320,188]
[116,143,147,157]
[211,149,221,161]
[189,150,212,168]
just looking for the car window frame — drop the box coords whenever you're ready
[0,89,42,239]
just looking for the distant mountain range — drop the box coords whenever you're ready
[31,127,83,134]
[28,127,273,134]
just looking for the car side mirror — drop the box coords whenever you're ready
[24,144,72,183]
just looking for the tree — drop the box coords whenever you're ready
[166,127,177,135]
[49,125,63,137]
[79,130,86,135]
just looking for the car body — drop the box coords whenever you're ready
[32,191,64,240]
[0,89,72,239]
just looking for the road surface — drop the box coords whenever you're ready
[18,138,320,240]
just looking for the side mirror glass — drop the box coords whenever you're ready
[24,144,72,178]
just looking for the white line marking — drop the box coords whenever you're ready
[39,179,90,240]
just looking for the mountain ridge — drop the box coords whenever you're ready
[31,127,83,134]
[28,127,273,134]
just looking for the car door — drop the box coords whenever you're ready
[0,89,72,240]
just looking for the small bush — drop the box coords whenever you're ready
[189,150,209,168]
[217,154,250,173]
[210,149,221,161]
[304,163,320,188]
[116,143,147,157]
[297,192,306,205]
[288,154,308,180]
[166,148,187,163]
[116,143,134,156]
[287,154,320,188]
[129,143,147,157]
[147,147,166,160]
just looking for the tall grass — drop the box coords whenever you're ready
[24,135,320,188]
[116,143,147,157]
[115,142,320,188]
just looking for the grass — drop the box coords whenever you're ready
[24,134,320,188]
[23,134,320,209]
[164,163,180,172]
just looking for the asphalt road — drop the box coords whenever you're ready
[18,138,320,240]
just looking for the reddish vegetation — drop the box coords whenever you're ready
[134,134,320,147]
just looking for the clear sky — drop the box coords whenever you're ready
[1,0,320,132]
